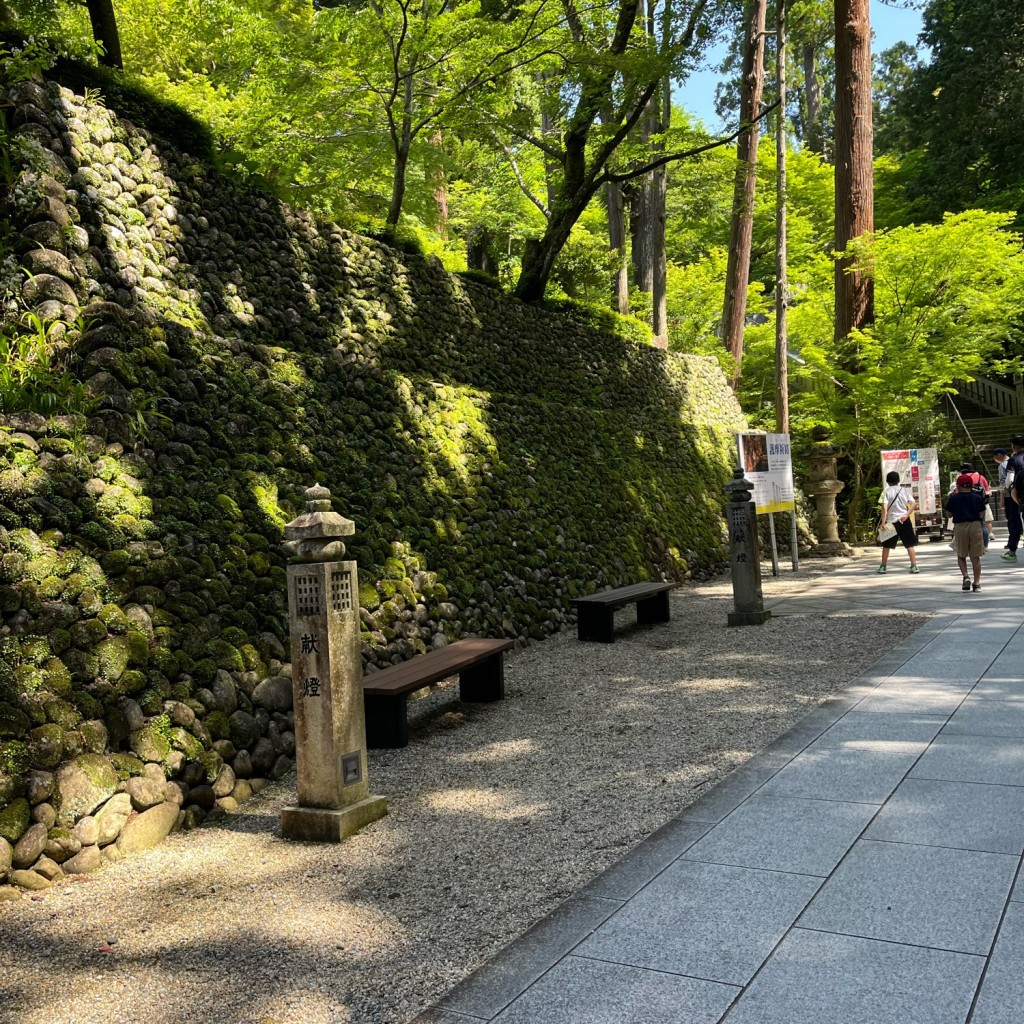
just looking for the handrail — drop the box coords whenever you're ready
[947,394,1002,519]
[957,376,1022,417]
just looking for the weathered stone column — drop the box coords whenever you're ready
[805,426,853,557]
[725,468,771,627]
[280,484,387,842]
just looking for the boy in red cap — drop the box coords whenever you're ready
[945,474,988,590]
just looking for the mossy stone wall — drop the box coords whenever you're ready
[0,73,746,892]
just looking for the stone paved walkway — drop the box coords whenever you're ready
[414,534,1024,1023]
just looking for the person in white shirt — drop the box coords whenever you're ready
[878,471,920,574]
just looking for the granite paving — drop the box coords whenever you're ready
[415,539,1024,1023]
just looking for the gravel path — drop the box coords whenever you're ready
[0,560,927,1024]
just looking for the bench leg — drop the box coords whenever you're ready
[365,694,408,748]
[577,604,615,643]
[460,654,505,703]
[636,590,671,626]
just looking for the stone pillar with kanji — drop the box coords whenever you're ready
[280,484,387,842]
[724,468,771,627]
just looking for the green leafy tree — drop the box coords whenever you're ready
[740,210,1024,531]
[888,0,1024,221]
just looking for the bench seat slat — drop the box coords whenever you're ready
[363,638,514,697]
[572,581,676,608]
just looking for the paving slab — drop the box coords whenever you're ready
[490,956,739,1024]
[910,734,1024,787]
[854,679,974,716]
[579,817,711,901]
[755,736,926,805]
[969,902,1024,1024]
[419,548,1024,1023]
[865,777,1024,855]
[722,929,985,1024]
[681,794,877,876]
[798,838,1017,954]
[943,699,1024,738]
[816,710,947,746]
[437,896,620,1020]
[576,860,822,986]
[970,677,1024,702]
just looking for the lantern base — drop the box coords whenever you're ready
[728,609,772,627]
[280,795,388,842]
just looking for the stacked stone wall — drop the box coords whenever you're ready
[0,72,747,895]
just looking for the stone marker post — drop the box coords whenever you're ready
[724,468,771,627]
[280,484,387,842]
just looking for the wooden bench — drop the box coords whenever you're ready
[363,638,515,748]
[571,581,677,643]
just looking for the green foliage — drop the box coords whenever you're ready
[883,0,1024,223]
[0,311,95,417]
[739,210,1024,525]
[538,298,653,348]
[51,52,216,162]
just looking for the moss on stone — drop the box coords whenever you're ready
[0,797,30,843]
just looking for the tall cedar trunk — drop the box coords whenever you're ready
[834,0,874,349]
[650,0,672,345]
[431,130,448,238]
[629,0,668,345]
[721,0,767,378]
[630,160,656,295]
[86,0,123,70]
[803,42,823,155]
[606,182,630,314]
[775,0,789,434]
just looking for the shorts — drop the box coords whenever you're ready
[882,518,917,549]
[953,520,984,559]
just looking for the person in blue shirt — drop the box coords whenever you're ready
[1002,437,1024,561]
[945,473,988,591]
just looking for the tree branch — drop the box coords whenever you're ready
[494,135,551,219]
[601,98,781,184]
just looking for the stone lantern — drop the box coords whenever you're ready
[279,484,387,842]
[805,426,853,557]
[724,468,771,626]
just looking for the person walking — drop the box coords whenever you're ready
[1001,437,1024,561]
[945,473,987,591]
[877,470,919,573]
[948,461,991,548]
[992,448,1008,532]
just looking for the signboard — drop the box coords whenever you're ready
[737,432,795,514]
[880,448,940,518]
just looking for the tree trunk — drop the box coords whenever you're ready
[630,167,656,296]
[834,0,874,348]
[516,197,591,303]
[606,182,630,314]
[387,144,410,227]
[386,80,414,227]
[431,130,448,238]
[650,161,667,346]
[803,42,823,155]
[721,0,767,379]
[86,0,123,70]
[775,0,789,434]
[467,225,496,275]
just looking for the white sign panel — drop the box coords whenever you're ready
[880,448,941,517]
[737,432,795,514]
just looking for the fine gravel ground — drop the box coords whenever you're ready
[0,560,928,1024]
